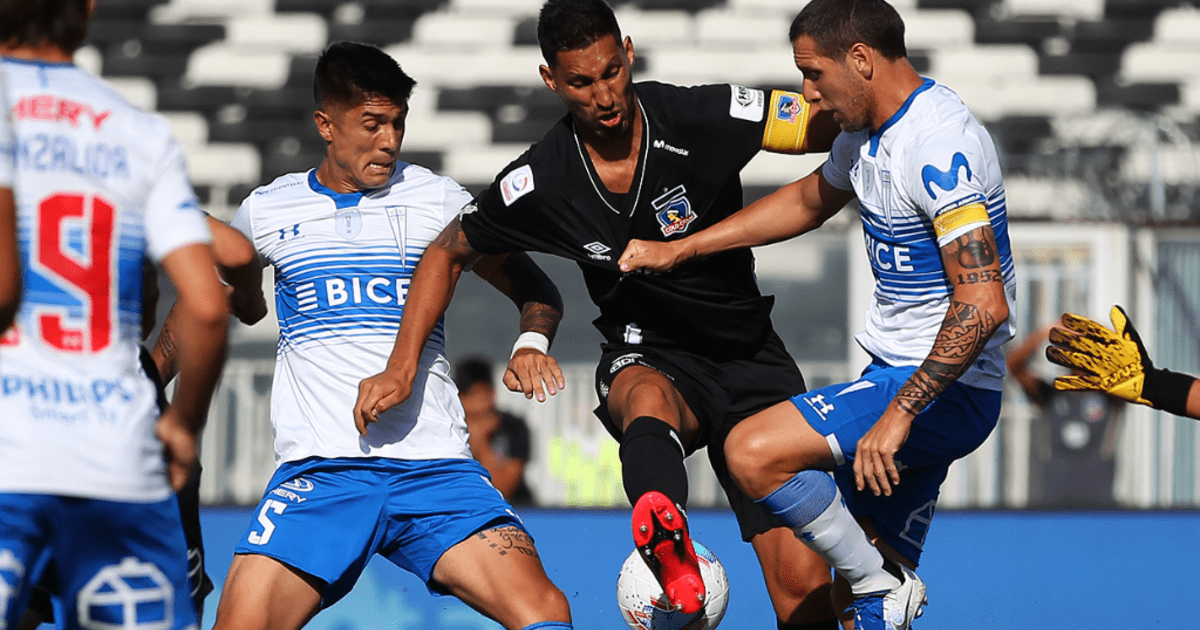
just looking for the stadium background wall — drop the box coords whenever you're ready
[187,508,1200,630]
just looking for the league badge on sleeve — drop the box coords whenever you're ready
[500,164,535,207]
[729,85,764,122]
[652,185,696,236]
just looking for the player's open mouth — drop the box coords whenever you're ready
[598,112,622,127]
[366,162,392,174]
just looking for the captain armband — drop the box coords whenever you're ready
[761,90,811,154]
[932,203,989,239]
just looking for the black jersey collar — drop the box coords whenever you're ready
[571,97,650,217]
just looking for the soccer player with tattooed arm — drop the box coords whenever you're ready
[619,1,1017,628]
[356,1,851,628]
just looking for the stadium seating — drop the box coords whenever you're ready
[69,0,1196,211]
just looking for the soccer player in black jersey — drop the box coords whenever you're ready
[356,1,840,627]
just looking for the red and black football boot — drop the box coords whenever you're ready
[631,490,705,614]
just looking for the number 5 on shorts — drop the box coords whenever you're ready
[248,499,287,545]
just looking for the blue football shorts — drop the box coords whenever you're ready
[0,493,198,630]
[233,456,525,607]
[789,361,1001,565]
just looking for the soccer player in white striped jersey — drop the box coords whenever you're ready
[209,42,573,630]
[0,2,230,630]
[618,1,1016,628]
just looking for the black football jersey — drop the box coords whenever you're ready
[461,81,791,358]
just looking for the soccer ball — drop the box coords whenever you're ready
[616,540,730,630]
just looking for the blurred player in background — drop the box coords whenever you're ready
[619,0,1017,628]
[0,72,18,332]
[1047,305,1200,420]
[1008,325,1122,508]
[454,355,536,505]
[210,42,572,630]
[356,0,844,627]
[0,2,230,630]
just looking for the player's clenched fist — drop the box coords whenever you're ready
[354,369,414,436]
[156,407,199,492]
[505,348,566,403]
[618,238,686,273]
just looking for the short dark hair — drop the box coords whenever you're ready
[313,41,416,112]
[789,0,907,61]
[0,0,89,54]
[453,355,495,392]
[537,0,622,67]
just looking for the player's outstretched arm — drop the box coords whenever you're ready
[355,217,479,433]
[206,215,267,326]
[618,168,854,273]
[152,217,267,382]
[1047,305,1200,420]
[157,242,230,490]
[473,252,566,402]
[0,187,20,332]
[855,224,1009,497]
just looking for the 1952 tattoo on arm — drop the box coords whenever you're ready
[894,225,1008,416]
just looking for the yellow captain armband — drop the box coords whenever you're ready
[761,90,811,154]
[933,202,989,238]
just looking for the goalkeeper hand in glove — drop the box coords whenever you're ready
[1046,305,1192,416]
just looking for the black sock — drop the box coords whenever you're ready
[619,416,689,509]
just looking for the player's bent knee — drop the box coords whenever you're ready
[725,422,780,499]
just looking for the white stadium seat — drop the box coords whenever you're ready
[1155,7,1200,46]
[412,12,517,49]
[946,76,1095,120]
[185,45,291,89]
[741,151,827,186]
[151,0,273,22]
[106,77,158,112]
[226,14,329,55]
[695,10,791,49]
[644,47,802,88]
[447,0,544,18]
[1122,45,1200,81]
[614,9,695,50]
[183,143,262,187]
[903,10,974,50]
[1004,0,1104,21]
[162,112,210,147]
[384,45,546,87]
[402,111,492,151]
[929,45,1039,82]
[443,144,536,185]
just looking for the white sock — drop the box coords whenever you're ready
[795,489,900,596]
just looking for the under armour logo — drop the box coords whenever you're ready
[803,393,835,420]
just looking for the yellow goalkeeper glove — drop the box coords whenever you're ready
[1046,305,1191,415]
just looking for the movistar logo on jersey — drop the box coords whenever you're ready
[652,185,695,236]
[921,152,972,199]
[652,139,689,157]
[293,276,409,312]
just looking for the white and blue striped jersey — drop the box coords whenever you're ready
[231,165,475,464]
[824,79,1017,391]
[0,74,12,187]
[0,57,212,502]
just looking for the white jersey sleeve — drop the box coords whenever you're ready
[439,175,473,225]
[904,129,993,248]
[821,130,864,192]
[143,136,211,261]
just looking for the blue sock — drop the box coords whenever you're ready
[521,623,573,630]
[756,470,837,528]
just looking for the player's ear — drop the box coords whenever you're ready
[848,42,873,80]
[622,36,635,69]
[313,109,334,143]
[539,63,558,94]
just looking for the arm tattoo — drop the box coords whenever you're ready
[494,253,564,341]
[434,218,479,260]
[894,300,998,416]
[475,525,539,558]
[953,231,997,269]
[151,305,181,383]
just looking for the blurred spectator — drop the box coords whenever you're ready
[1008,325,1123,509]
[454,355,535,506]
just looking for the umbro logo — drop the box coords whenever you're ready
[584,241,612,261]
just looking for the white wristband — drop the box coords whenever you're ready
[510,331,550,358]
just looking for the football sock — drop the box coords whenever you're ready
[758,470,900,597]
[520,623,572,630]
[778,619,840,630]
[619,416,688,509]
